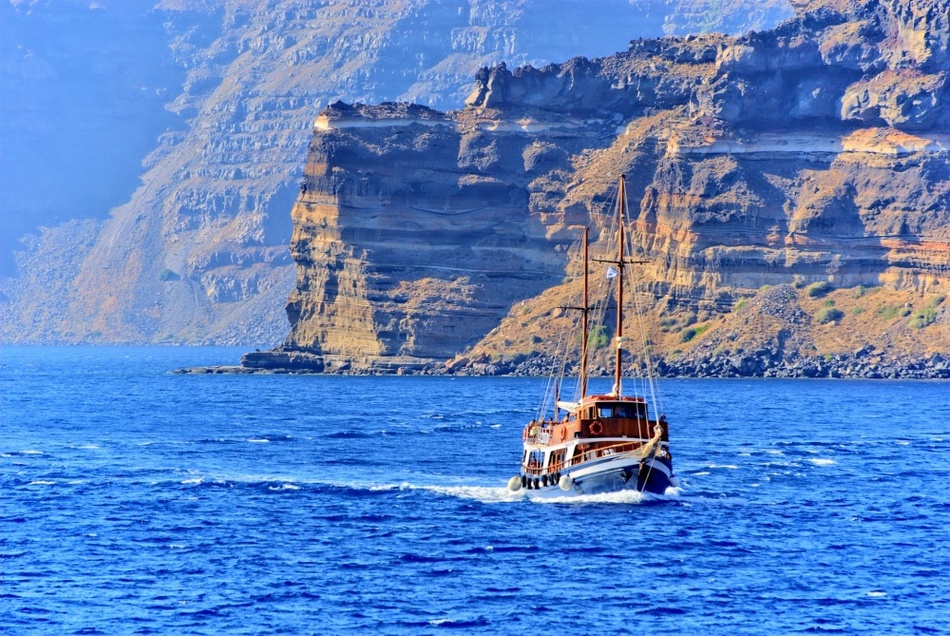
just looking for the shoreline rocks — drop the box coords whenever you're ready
[174,350,950,379]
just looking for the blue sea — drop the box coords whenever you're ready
[2,347,948,634]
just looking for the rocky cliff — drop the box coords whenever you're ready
[1,0,791,345]
[243,0,950,376]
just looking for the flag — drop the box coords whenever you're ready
[606,266,619,279]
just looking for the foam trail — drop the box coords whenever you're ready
[398,482,524,503]
[530,489,650,504]
[397,481,675,505]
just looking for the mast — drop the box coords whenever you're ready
[613,175,626,397]
[580,226,590,398]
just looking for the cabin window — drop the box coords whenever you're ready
[528,450,545,469]
[617,405,643,418]
[595,402,647,418]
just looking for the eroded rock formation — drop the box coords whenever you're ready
[246,0,949,374]
[2,0,789,345]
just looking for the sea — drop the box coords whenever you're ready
[1,346,948,635]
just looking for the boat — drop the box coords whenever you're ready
[507,175,677,496]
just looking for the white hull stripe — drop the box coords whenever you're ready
[569,455,672,482]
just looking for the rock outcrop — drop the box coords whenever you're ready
[1,0,790,345]
[245,0,949,375]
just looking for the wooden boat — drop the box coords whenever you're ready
[507,175,677,496]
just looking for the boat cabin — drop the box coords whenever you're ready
[519,394,669,479]
[573,395,663,441]
[580,396,648,421]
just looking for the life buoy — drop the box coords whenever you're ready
[590,420,604,435]
[559,427,566,442]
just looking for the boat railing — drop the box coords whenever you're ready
[522,419,559,443]
[522,438,659,475]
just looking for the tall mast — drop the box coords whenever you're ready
[613,175,626,397]
[580,226,590,398]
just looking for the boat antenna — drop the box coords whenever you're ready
[613,175,626,397]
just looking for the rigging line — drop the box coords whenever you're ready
[564,234,589,402]
[624,183,648,399]
[541,304,572,420]
[631,266,662,416]
[619,188,664,415]
[539,233,585,418]
[565,225,592,401]
[558,232,585,409]
[561,308,581,408]
[590,184,621,219]
[635,285,663,418]
[625,208,664,498]
[582,198,620,390]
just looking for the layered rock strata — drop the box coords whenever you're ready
[243,102,578,370]
[247,0,950,374]
[2,0,790,345]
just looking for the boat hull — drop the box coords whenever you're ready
[519,454,674,496]
[570,455,673,496]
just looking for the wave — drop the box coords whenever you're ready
[177,476,302,493]
[324,421,510,439]
[325,431,375,439]
[143,470,684,506]
[395,481,681,505]
[268,483,300,491]
[427,617,490,628]
[397,482,522,503]
[530,489,655,505]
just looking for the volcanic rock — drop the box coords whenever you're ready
[248,0,950,376]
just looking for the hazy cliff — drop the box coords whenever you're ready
[242,0,949,376]
[1,0,791,345]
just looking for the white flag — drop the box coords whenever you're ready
[606,266,619,279]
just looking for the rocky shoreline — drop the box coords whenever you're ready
[174,349,950,379]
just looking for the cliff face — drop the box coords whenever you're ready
[1,0,790,345]
[246,0,949,374]
[245,101,608,371]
